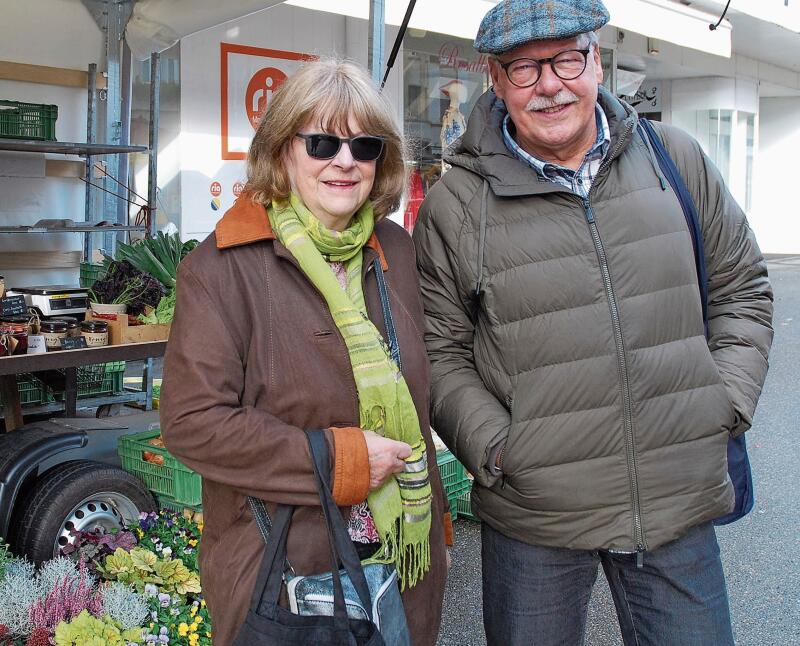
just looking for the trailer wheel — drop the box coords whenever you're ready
[11,460,156,563]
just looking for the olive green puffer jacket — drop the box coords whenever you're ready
[413,87,773,552]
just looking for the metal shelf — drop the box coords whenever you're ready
[0,391,147,420]
[0,224,147,233]
[0,139,147,156]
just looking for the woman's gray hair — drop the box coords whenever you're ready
[245,58,407,220]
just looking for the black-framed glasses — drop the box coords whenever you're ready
[498,49,590,88]
[295,133,385,162]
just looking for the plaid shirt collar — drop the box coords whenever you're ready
[502,104,611,197]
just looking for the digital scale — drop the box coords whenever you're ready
[6,285,90,317]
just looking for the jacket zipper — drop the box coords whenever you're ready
[582,122,646,555]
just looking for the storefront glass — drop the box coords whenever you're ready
[673,108,733,184]
[402,32,491,230]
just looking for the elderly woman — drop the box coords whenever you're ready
[160,59,451,645]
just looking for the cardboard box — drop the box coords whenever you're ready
[85,312,170,345]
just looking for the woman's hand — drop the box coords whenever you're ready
[363,430,412,491]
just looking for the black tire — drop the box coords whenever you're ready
[11,460,156,564]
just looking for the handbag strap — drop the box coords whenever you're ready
[306,429,376,621]
[248,503,294,616]
[637,118,709,338]
[373,257,402,371]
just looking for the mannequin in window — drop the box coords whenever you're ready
[440,80,468,173]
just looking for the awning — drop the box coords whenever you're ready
[605,0,731,58]
[125,0,286,60]
[124,0,732,60]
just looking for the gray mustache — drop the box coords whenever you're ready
[526,90,579,111]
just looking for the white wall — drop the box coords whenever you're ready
[751,97,800,254]
[179,3,405,240]
[0,0,104,287]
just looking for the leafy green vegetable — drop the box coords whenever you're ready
[88,261,166,315]
[138,290,176,325]
[115,233,197,291]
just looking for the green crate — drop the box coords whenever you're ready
[79,262,107,288]
[436,449,467,493]
[118,428,203,507]
[0,374,48,408]
[157,494,202,515]
[0,100,57,140]
[455,487,479,522]
[447,480,472,518]
[49,361,126,399]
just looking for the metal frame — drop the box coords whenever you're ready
[0,341,167,432]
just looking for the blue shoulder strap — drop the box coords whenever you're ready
[637,118,709,337]
[637,118,753,526]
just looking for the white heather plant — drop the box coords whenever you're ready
[101,581,149,629]
[0,561,40,635]
[38,556,92,591]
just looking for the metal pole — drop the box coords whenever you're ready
[368,0,385,85]
[147,52,160,238]
[84,63,97,262]
[102,0,125,256]
[382,0,417,90]
[117,40,133,245]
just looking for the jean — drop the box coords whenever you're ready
[482,522,734,646]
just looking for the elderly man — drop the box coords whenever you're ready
[413,0,773,644]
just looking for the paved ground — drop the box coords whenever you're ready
[437,258,800,646]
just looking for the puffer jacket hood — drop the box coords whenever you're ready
[445,86,638,196]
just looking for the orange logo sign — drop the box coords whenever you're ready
[246,67,287,129]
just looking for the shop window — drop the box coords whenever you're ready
[744,112,755,213]
[402,33,491,231]
[673,109,733,184]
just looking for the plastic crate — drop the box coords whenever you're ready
[157,494,202,515]
[455,488,479,522]
[118,428,203,508]
[79,262,107,288]
[0,100,57,140]
[49,361,126,400]
[0,374,48,407]
[436,450,467,493]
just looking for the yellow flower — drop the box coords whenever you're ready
[190,606,198,617]
[188,539,199,547]
[136,528,144,538]
[194,616,203,625]
[189,622,198,633]
[189,635,199,646]
[178,623,189,636]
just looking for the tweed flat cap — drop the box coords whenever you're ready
[474,0,610,54]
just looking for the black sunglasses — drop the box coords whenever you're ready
[295,133,385,162]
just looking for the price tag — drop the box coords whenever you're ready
[1,295,27,317]
[60,336,88,350]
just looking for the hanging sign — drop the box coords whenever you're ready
[220,43,316,160]
[1,295,26,317]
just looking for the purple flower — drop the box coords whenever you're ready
[158,592,171,607]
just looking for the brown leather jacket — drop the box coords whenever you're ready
[161,197,451,645]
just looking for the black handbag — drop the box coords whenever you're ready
[233,429,386,645]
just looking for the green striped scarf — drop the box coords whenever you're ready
[268,194,431,589]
